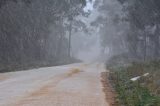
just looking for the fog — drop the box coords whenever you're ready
[71,0,101,62]
[0,0,160,71]
[0,1,159,105]
[71,0,125,62]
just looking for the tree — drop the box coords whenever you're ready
[117,0,160,60]
[0,0,86,69]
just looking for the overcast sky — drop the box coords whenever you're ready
[83,0,95,12]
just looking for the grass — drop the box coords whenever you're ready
[108,61,160,106]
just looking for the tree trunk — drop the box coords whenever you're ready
[68,20,72,57]
[154,25,160,59]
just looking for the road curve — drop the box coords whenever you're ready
[0,63,109,106]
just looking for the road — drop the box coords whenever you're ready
[0,63,110,106]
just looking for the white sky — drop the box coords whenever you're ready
[83,0,95,12]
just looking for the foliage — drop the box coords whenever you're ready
[108,61,160,106]
[95,0,160,60]
[0,0,86,72]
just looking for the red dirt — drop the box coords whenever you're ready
[101,72,117,106]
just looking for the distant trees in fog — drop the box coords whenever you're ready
[0,0,86,68]
[118,0,160,60]
[94,0,160,61]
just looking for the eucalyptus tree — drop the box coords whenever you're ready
[91,0,128,58]
[0,0,86,69]
[117,0,160,60]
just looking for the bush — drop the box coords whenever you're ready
[108,61,160,106]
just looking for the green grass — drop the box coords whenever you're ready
[108,61,160,106]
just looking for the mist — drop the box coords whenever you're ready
[71,0,127,62]
[0,0,160,69]
[0,0,160,105]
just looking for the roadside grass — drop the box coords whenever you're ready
[108,61,160,106]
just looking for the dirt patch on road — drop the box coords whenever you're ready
[101,72,117,106]
[30,84,51,97]
[13,68,83,106]
[30,68,83,97]
[67,68,83,77]
[0,74,9,81]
